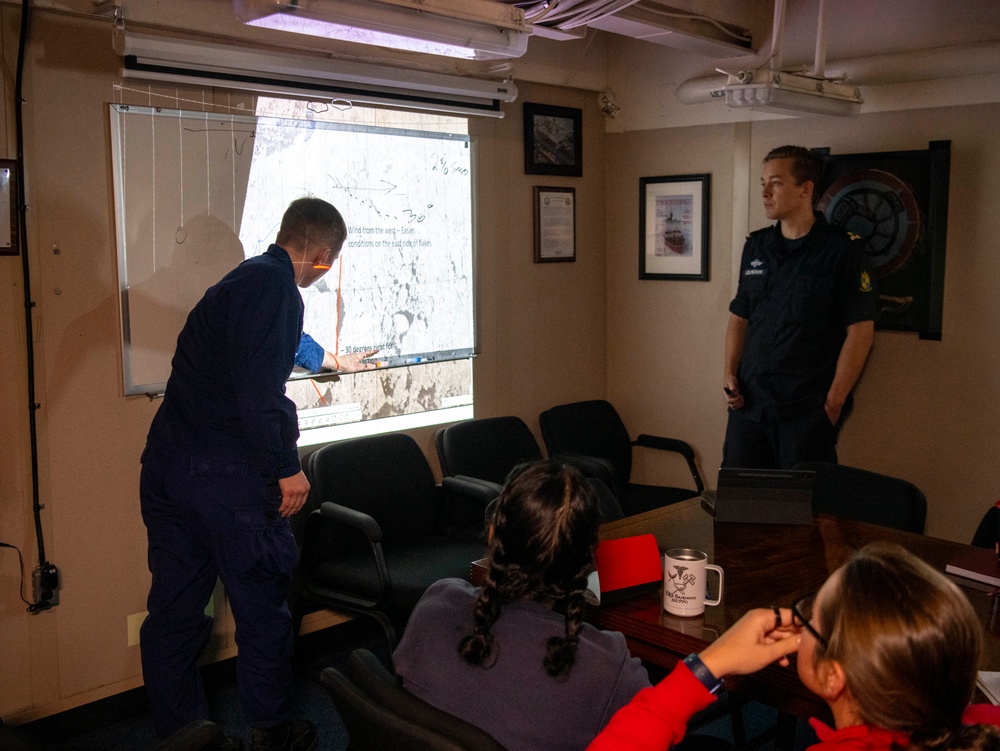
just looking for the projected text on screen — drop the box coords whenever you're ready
[111,101,475,431]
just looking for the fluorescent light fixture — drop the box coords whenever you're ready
[234,0,529,60]
[724,69,863,117]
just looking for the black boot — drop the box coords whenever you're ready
[250,719,317,751]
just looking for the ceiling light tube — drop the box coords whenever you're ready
[234,0,530,60]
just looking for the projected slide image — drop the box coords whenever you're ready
[110,101,475,425]
[239,107,475,427]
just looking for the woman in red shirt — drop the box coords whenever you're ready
[590,542,1000,751]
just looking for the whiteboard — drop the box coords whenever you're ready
[109,104,475,396]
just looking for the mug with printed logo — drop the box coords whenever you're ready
[663,548,724,617]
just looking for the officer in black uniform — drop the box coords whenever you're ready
[722,146,877,470]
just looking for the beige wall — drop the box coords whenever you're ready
[606,105,1000,544]
[0,9,606,721]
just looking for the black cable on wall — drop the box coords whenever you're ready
[13,0,57,612]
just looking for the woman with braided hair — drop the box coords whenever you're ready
[393,459,650,751]
[589,542,1000,751]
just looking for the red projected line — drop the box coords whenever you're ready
[333,255,343,359]
[310,378,328,406]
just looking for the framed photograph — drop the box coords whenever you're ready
[523,102,582,177]
[815,141,950,340]
[533,186,576,263]
[0,160,19,256]
[639,174,710,281]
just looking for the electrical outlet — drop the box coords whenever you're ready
[31,563,60,609]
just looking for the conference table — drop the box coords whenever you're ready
[588,497,1000,726]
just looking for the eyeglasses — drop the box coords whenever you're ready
[791,592,829,650]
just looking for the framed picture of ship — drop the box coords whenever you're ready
[639,174,710,281]
[523,102,583,177]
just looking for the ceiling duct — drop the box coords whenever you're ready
[515,0,753,57]
[584,1,752,57]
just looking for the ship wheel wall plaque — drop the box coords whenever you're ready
[815,141,950,340]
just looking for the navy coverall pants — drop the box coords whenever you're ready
[139,447,298,738]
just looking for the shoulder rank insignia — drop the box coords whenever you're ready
[859,270,872,292]
[847,231,861,241]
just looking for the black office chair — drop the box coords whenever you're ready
[320,649,508,751]
[435,416,543,486]
[793,461,927,533]
[297,433,488,648]
[972,503,1000,548]
[539,399,705,516]
[437,416,625,523]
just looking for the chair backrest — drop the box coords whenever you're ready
[972,504,1000,548]
[539,400,633,482]
[436,416,542,485]
[320,650,508,751]
[308,433,440,543]
[588,478,625,522]
[794,461,927,533]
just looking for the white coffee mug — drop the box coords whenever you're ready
[663,548,724,617]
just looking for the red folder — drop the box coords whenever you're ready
[594,534,662,604]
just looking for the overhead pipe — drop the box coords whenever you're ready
[769,0,787,72]
[810,0,828,78]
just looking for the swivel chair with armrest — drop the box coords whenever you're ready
[436,415,624,522]
[435,416,542,487]
[320,648,508,751]
[539,399,704,516]
[297,433,489,648]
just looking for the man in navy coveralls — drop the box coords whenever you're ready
[140,197,345,751]
[722,146,877,470]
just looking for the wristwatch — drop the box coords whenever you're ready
[683,653,724,694]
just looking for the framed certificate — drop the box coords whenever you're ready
[533,186,576,263]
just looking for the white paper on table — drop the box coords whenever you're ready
[977,672,1000,704]
[583,570,601,606]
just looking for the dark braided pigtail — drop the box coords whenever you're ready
[543,570,589,677]
[459,576,503,667]
[458,502,534,668]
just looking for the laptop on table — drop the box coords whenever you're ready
[702,467,815,525]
